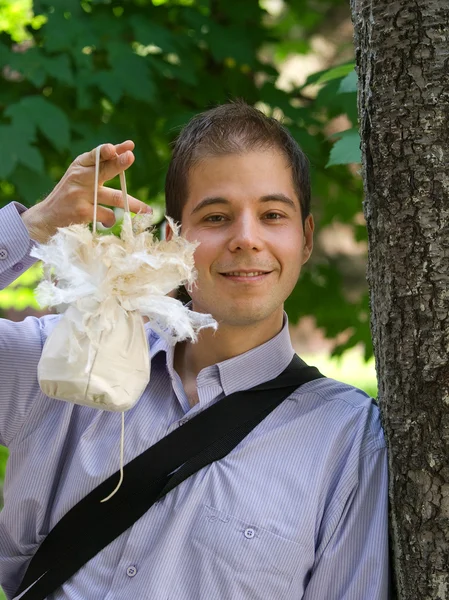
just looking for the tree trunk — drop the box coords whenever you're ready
[350,1,449,598]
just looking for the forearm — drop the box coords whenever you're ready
[0,203,38,290]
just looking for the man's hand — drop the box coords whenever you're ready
[21,141,152,243]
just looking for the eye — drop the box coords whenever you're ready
[204,214,227,222]
[264,212,284,220]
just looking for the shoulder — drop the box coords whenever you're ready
[289,376,386,454]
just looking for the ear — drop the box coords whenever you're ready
[301,214,314,265]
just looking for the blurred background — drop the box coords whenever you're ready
[0,0,377,541]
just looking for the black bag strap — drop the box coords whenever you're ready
[15,355,324,600]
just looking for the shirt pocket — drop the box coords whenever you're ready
[169,505,305,600]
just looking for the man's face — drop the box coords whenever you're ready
[178,150,314,330]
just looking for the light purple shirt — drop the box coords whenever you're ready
[0,203,389,599]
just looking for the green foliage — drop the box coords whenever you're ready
[327,128,361,167]
[0,264,42,311]
[0,445,7,482]
[0,0,46,42]
[285,261,372,361]
[0,0,371,357]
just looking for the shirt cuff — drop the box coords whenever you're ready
[0,202,38,289]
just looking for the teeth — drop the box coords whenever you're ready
[225,272,266,277]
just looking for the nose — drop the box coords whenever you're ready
[228,214,263,253]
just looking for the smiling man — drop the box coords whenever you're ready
[171,148,314,406]
[0,102,389,599]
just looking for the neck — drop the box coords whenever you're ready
[174,311,284,382]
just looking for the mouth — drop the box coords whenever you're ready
[219,270,272,282]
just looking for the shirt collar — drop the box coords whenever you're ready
[212,314,295,396]
[146,313,295,397]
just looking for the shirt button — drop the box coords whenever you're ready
[12,262,24,272]
[0,248,8,260]
[126,565,137,577]
[179,418,189,426]
[244,528,255,539]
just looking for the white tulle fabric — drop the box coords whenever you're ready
[32,212,215,410]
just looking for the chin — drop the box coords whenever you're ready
[214,306,281,328]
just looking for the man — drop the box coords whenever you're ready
[0,102,389,599]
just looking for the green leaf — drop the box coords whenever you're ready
[338,70,358,94]
[6,46,74,88]
[19,96,70,150]
[42,11,78,52]
[0,122,43,174]
[129,16,179,54]
[95,70,124,103]
[119,57,156,102]
[107,43,156,102]
[326,129,361,167]
[7,47,47,87]
[0,124,43,177]
[20,144,44,173]
[9,164,54,205]
[4,102,37,138]
[147,54,198,86]
[206,23,255,65]
[315,63,356,85]
[42,54,74,85]
[0,127,18,178]
[302,62,355,88]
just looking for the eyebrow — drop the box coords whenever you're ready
[190,197,229,215]
[190,193,298,215]
[260,194,297,211]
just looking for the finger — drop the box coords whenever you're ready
[98,187,152,214]
[76,143,117,168]
[98,150,135,184]
[76,141,135,169]
[95,206,116,228]
[113,140,135,155]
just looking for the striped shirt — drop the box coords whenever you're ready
[0,203,389,599]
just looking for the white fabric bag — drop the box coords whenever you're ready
[31,145,216,411]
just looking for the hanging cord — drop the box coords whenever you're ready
[101,412,125,503]
[92,145,130,234]
[92,145,131,503]
[92,145,101,234]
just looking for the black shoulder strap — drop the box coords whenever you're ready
[15,355,324,600]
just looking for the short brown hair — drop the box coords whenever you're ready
[165,101,311,225]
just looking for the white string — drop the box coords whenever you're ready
[92,144,131,233]
[92,145,101,234]
[119,170,130,214]
[101,412,125,502]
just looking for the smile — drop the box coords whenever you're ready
[222,271,268,277]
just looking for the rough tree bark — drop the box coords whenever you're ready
[350,1,449,598]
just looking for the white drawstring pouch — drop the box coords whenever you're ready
[31,145,217,499]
